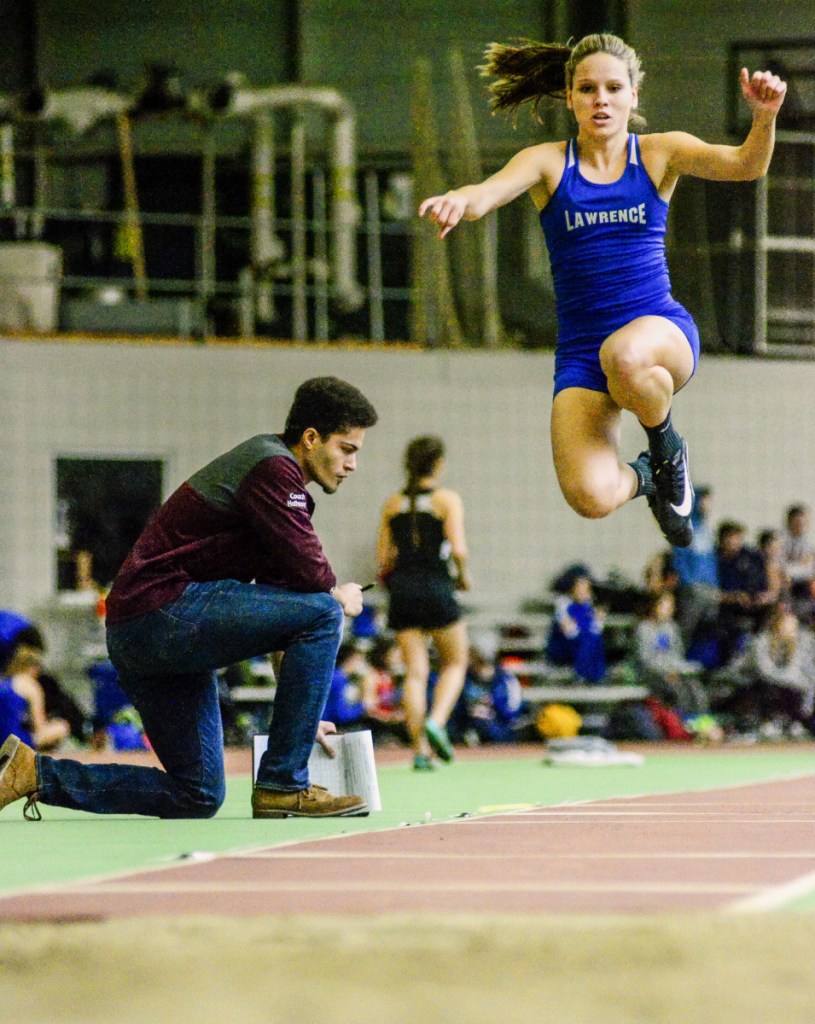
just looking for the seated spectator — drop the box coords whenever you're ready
[0,675,33,748]
[756,528,790,623]
[87,659,148,751]
[349,602,386,642]
[715,519,768,665]
[671,485,719,644]
[0,610,37,670]
[714,602,815,736]
[323,642,370,728]
[781,504,815,622]
[546,566,607,684]
[0,643,70,751]
[633,591,707,715]
[364,635,405,726]
[449,636,529,745]
[38,669,87,743]
[0,612,87,742]
[643,548,679,596]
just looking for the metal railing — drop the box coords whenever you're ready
[753,132,815,355]
[0,167,413,343]
[3,145,810,354]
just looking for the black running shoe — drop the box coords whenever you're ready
[647,439,694,548]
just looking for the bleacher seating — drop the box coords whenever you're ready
[463,595,647,714]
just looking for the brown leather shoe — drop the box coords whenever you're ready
[252,784,368,819]
[0,735,40,820]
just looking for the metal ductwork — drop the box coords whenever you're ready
[209,77,364,314]
[12,85,131,134]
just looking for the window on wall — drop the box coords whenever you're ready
[55,457,164,592]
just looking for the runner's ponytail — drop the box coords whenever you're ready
[480,40,571,121]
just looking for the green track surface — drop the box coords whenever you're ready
[2,747,814,897]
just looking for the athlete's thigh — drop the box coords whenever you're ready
[429,620,468,668]
[397,629,430,678]
[600,315,695,391]
[550,386,623,493]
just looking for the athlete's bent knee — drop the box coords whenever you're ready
[564,484,616,520]
[600,344,645,390]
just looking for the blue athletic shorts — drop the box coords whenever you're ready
[553,309,701,397]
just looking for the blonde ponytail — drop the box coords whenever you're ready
[479,39,571,122]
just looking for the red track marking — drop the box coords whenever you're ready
[3,774,815,920]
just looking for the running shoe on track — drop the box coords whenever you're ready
[424,719,454,762]
[647,439,694,548]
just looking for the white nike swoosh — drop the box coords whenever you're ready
[670,450,693,517]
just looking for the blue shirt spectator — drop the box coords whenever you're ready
[449,641,529,744]
[546,569,607,684]
[0,611,38,671]
[672,488,719,588]
[322,642,368,726]
[0,676,33,746]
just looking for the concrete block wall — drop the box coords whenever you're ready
[3,336,815,618]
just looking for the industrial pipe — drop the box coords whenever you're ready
[16,85,131,135]
[209,79,364,312]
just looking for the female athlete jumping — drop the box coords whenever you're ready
[419,34,786,547]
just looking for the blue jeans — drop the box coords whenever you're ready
[37,580,344,818]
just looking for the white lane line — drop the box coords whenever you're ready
[52,879,761,896]
[529,801,815,808]
[726,868,815,912]
[232,850,815,861]
[452,816,815,825]
[484,807,815,815]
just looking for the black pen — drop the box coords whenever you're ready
[361,583,376,592]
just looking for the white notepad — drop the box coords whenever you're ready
[253,729,382,812]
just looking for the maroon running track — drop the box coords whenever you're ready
[3,774,815,920]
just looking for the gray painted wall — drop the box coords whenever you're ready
[3,336,815,618]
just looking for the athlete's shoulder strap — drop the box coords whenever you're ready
[629,133,640,165]
[397,490,434,513]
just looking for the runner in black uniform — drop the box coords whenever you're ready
[377,436,470,769]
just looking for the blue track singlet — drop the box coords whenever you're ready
[539,134,700,396]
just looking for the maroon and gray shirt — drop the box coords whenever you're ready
[105,434,336,624]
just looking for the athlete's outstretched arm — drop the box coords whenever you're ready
[663,68,786,182]
[418,144,555,238]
